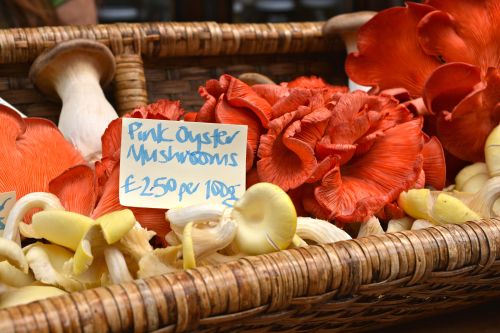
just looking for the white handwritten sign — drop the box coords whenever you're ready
[119,118,248,209]
[0,192,16,230]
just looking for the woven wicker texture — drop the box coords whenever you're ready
[1,220,499,333]
[0,22,344,116]
[0,21,498,332]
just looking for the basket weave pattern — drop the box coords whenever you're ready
[0,22,499,332]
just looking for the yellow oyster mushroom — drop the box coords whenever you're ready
[73,211,135,284]
[96,209,136,245]
[411,219,435,230]
[103,246,133,284]
[165,231,181,246]
[0,238,28,273]
[455,162,488,191]
[398,189,434,222]
[431,193,480,224]
[24,243,86,292]
[118,223,155,261]
[468,177,500,219]
[461,173,490,193]
[0,285,66,309]
[182,222,196,270]
[31,210,96,251]
[137,245,183,279]
[289,234,308,248]
[485,124,500,177]
[0,260,34,288]
[231,182,297,255]
[166,204,225,236]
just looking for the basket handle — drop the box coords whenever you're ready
[114,53,148,116]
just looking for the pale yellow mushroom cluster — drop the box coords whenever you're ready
[152,182,352,277]
[0,182,356,309]
[0,192,155,309]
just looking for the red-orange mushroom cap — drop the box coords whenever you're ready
[424,64,500,162]
[49,165,97,216]
[215,95,262,171]
[257,106,331,191]
[251,84,289,106]
[130,99,184,120]
[346,2,440,96]
[419,0,500,72]
[197,75,272,128]
[314,119,425,223]
[346,0,500,166]
[297,92,430,223]
[421,135,446,190]
[225,75,273,128]
[0,104,85,198]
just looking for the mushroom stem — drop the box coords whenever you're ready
[3,192,63,244]
[357,216,384,238]
[411,219,434,230]
[386,216,414,233]
[323,11,376,91]
[103,246,133,284]
[296,217,351,244]
[55,62,117,161]
[485,124,500,177]
[166,204,226,232]
[468,177,500,219]
[29,40,118,162]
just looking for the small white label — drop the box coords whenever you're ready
[0,192,16,230]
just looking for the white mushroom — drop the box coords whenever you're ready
[166,203,226,235]
[181,210,238,269]
[386,216,414,233]
[3,192,64,244]
[295,217,351,245]
[411,219,435,230]
[323,11,376,91]
[29,39,118,162]
[357,216,384,238]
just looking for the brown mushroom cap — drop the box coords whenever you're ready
[238,72,276,86]
[29,39,116,100]
[323,11,377,37]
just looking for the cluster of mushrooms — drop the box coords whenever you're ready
[0,11,498,310]
[0,183,358,309]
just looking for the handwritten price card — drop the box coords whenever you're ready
[119,118,248,209]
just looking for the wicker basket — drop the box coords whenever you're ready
[0,21,499,333]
